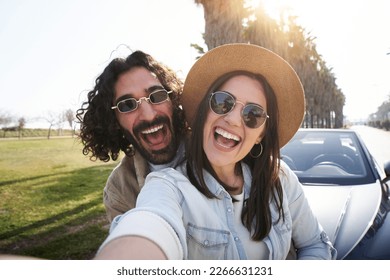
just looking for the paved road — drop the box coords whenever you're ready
[351,125,390,168]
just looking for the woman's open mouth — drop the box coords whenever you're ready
[214,127,241,148]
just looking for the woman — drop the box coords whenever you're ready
[95,44,336,260]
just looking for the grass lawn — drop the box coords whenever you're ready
[0,137,118,259]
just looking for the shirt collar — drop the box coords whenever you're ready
[202,162,252,198]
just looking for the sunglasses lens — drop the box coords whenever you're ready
[210,92,235,115]
[149,90,169,104]
[210,91,267,129]
[242,105,267,128]
[117,99,137,113]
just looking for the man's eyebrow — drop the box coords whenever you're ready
[114,85,165,103]
[115,94,133,103]
[147,85,165,93]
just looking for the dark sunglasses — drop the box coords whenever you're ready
[111,89,172,113]
[209,91,269,129]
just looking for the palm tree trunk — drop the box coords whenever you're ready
[195,0,246,49]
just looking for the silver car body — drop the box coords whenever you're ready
[281,129,390,259]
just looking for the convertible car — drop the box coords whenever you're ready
[281,129,390,259]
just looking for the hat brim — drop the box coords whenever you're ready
[182,43,305,147]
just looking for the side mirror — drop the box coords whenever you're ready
[382,161,390,201]
[384,161,390,178]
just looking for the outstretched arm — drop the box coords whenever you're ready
[95,170,187,260]
[94,236,166,260]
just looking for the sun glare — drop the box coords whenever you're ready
[245,0,261,9]
[245,0,301,20]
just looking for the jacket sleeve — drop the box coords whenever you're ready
[281,162,337,259]
[103,154,148,222]
[98,169,186,259]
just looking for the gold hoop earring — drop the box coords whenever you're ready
[250,143,263,158]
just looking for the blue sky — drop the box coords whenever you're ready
[0,0,389,128]
[0,0,204,127]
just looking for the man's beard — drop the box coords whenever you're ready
[122,115,179,165]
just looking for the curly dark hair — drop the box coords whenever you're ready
[76,51,186,162]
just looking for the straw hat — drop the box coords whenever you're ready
[182,43,305,147]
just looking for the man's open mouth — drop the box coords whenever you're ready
[140,124,167,145]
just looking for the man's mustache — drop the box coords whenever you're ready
[133,116,171,135]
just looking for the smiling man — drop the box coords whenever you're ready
[76,51,188,222]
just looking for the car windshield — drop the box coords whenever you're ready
[281,130,377,185]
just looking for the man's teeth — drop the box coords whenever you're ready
[142,124,163,134]
[215,127,240,141]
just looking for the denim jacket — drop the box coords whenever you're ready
[103,161,336,259]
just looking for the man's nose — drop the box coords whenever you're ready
[137,98,157,121]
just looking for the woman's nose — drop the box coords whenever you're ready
[223,104,242,127]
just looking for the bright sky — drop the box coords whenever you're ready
[1,0,389,128]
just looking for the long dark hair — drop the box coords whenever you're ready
[76,51,186,162]
[185,71,284,241]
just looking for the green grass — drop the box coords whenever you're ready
[0,137,118,259]
[1,128,74,138]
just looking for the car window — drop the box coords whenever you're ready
[281,130,376,185]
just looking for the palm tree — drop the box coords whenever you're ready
[194,0,345,127]
[194,0,246,49]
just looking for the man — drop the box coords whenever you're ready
[76,51,188,222]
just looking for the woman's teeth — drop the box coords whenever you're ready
[215,127,240,141]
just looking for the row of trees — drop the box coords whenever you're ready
[193,0,345,128]
[367,95,390,130]
[0,109,76,139]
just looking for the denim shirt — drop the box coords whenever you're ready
[105,161,336,260]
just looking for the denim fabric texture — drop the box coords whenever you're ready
[108,161,336,259]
